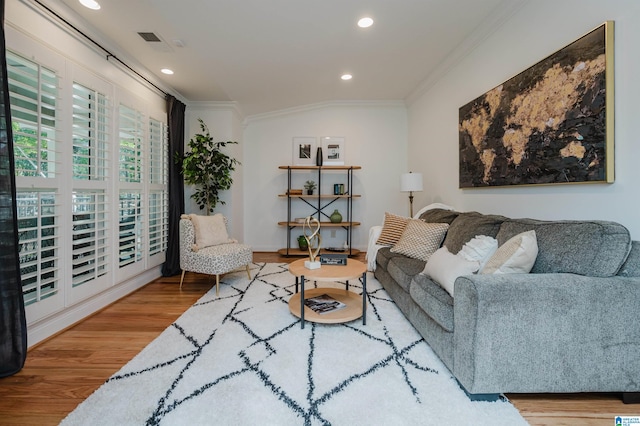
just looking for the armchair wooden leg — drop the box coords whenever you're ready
[180,270,186,289]
[246,264,251,280]
[216,274,220,296]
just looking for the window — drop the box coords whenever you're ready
[148,191,167,256]
[17,191,59,306]
[148,118,168,259]
[7,52,58,178]
[118,191,143,268]
[72,191,108,287]
[72,83,110,180]
[7,37,167,327]
[119,104,143,183]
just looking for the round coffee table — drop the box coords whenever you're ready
[288,258,367,329]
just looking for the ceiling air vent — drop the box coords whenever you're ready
[138,32,162,42]
[137,32,173,52]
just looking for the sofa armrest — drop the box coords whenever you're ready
[453,273,640,394]
[366,225,384,271]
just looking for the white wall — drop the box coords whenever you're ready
[242,102,408,252]
[407,0,640,240]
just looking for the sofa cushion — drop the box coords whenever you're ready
[618,241,640,277]
[376,246,408,271]
[418,208,460,224]
[442,211,506,254]
[387,256,426,292]
[480,230,538,274]
[410,273,454,332]
[496,218,631,277]
[390,220,449,261]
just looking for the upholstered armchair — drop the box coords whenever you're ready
[179,214,252,295]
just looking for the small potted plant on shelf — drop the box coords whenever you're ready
[304,180,317,195]
[297,235,308,250]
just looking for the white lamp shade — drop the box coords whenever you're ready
[400,172,423,192]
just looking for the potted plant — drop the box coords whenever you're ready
[176,118,240,214]
[297,235,309,250]
[304,180,317,195]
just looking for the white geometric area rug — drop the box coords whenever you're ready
[61,263,527,426]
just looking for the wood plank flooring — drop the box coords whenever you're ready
[0,252,634,425]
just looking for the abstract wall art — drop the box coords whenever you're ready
[459,21,614,188]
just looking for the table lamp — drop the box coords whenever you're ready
[400,172,423,217]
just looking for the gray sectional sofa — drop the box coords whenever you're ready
[374,208,640,401]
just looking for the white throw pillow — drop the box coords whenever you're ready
[390,220,449,261]
[480,230,538,274]
[458,235,498,270]
[188,213,234,251]
[423,246,480,297]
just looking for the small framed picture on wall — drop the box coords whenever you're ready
[292,137,317,166]
[321,136,345,165]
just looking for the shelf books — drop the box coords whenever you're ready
[304,294,346,314]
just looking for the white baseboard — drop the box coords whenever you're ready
[27,268,161,348]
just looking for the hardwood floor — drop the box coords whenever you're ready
[0,252,633,425]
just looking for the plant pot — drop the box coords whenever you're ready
[297,236,309,250]
[306,189,314,195]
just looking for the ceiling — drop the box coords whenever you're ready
[51,0,509,117]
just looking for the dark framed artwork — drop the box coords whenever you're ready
[459,21,614,188]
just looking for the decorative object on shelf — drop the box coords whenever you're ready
[333,184,345,195]
[292,136,317,166]
[330,209,343,223]
[316,146,323,166]
[321,136,345,165]
[303,216,322,269]
[400,171,423,217]
[459,21,614,187]
[288,189,303,195]
[297,235,308,250]
[176,118,240,214]
[304,180,317,195]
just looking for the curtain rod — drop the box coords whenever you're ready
[32,0,169,98]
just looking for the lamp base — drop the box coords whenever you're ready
[304,260,321,270]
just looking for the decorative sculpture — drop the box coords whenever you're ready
[303,216,322,269]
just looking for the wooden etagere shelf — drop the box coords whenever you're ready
[278,165,361,257]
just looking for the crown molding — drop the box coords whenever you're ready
[243,100,406,126]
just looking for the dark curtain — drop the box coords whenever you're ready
[0,0,27,377]
[161,95,186,276]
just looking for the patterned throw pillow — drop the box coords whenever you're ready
[376,212,410,246]
[480,230,538,274]
[390,220,449,261]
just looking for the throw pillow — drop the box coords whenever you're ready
[390,220,449,261]
[188,213,234,251]
[376,212,409,246]
[480,230,538,274]
[423,246,480,297]
[458,235,498,270]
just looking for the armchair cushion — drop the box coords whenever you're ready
[187,213,235,251]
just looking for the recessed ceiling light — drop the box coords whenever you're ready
[161,68,174,75]
[341,74,352,81]
[79,0,101,10]
[357,17,374,28]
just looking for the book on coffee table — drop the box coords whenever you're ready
[304,293,346,314]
